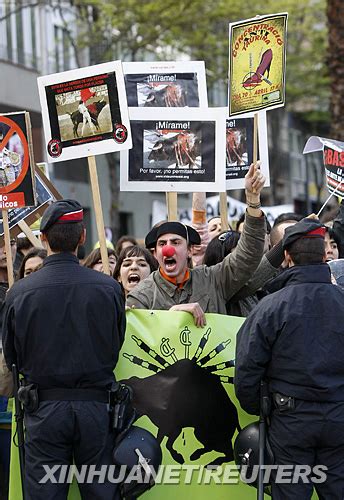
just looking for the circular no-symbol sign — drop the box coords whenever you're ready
[0,115,29,194]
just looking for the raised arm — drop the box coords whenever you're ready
[209,163,267,301]
[191,193,210,267]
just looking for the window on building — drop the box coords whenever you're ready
[15,0,24,65]
[62,29,70,70]
[54,25,61,72]
[119,213,134,236]
[5,1,13,61]
[30,8,37,69]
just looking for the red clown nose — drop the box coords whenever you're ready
[162,245,175,258]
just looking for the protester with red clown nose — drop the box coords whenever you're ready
[127,162,267,326]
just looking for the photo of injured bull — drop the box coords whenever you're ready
[225,111,270,190]
[145,129,202,170]
[225,116,253,184]
[138,81,190,107]
[120,107,226,193]
[123,61,208,107]
[55,85,112,141]
[38,61,132,162]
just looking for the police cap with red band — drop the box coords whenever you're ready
[282,218,326,250]
[145,221,201,248]
[40,199,84,233]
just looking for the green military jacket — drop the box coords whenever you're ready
[126,212,266,315]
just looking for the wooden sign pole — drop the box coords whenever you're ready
[252,112,259,195]
[88,155,110,276]
[166,192,178,221]
[253,113,258,164]
[17,220,43,248]
[2,210,14,288]
[219,192,229,231]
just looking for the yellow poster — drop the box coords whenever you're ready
[228,13,288,116]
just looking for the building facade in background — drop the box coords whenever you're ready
[0,1,330,251]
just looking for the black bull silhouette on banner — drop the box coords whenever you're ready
[122,329,240,467]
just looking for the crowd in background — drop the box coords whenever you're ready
[1,195,342,314]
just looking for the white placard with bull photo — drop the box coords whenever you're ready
[120,107,226,192]
[122,61,208,108]
[226,110,270,190]
[37,61,132,162]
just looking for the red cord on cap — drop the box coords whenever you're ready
[162,245,176,258]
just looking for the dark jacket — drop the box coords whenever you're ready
[3,253,126,389]
[235,263,344,415]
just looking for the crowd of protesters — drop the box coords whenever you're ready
[0,162,344,498]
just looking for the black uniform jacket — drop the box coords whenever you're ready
[235,263,344,415]
[3,253,126,389]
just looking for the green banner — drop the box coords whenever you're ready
[9,310,262,499]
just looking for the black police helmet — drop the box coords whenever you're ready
[113,426,162,499]
[234,422,274,495]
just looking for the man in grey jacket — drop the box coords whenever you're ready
[126,163,266,325]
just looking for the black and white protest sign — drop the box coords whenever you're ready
[38,61,132,162]
[120,108,226,192]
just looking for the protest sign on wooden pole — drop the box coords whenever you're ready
[2,210,14,288]
[219,192,229,231]
[166,192,178,221]
[17,220,43,248]
[88,155,110,276]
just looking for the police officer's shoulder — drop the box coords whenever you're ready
[6,263,121,301]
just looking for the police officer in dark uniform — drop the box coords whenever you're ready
[3,200,125,499]
[235,218,344,499]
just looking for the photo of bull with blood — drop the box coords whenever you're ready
[146,128,202,170]
[42,69,126,158]
[121,107,225,193]
[125,72,202,107]
[226,116,253,182]
[54,83,112,141]
[138,81,187,107]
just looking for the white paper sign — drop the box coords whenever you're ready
[38,61,132,162]
[225,110,269,190]
[304,136,344,196]
[120,107,226,193]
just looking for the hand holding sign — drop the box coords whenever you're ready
[245,161,265,194]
